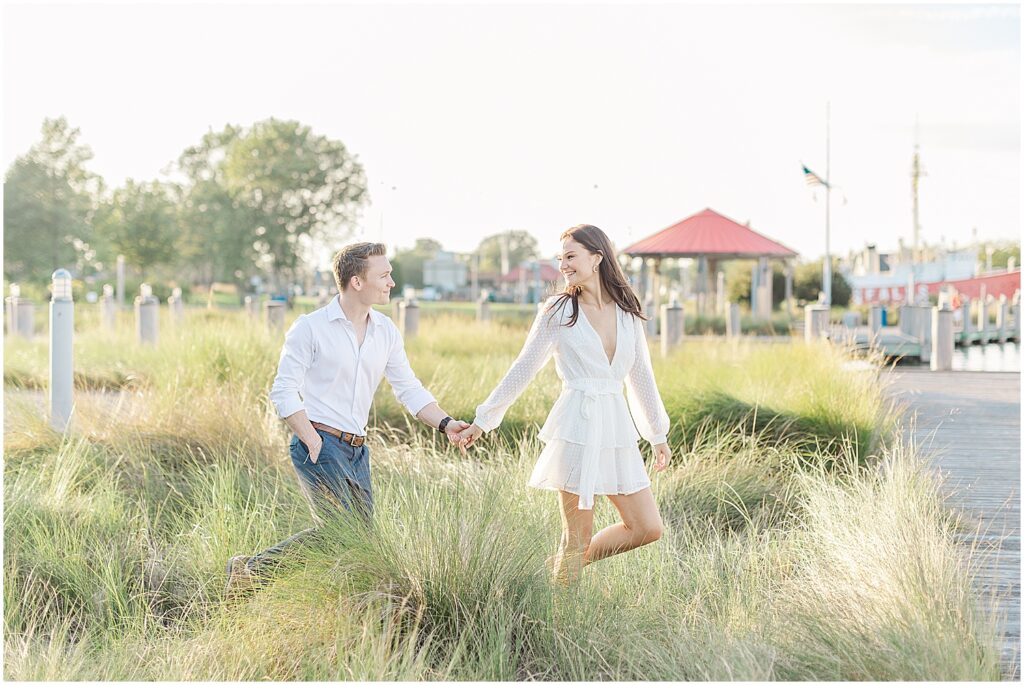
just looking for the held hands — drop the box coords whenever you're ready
[443,419,473,454]
[652,442,672,472]
[454,423,484,450]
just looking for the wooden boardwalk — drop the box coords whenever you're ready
[884,370,1020,679]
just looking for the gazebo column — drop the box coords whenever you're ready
[716,265,725,317]
[639,258,649,303]
[696,255,709,318]
[706,257,718,318]
[754,256,772,322]
[678,258,689,303]
[784,259,794,319]
[648,258,662,337]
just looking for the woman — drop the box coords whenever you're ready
[457,224,672,584]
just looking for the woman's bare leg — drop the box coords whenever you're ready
[549,490,594,585]
[583,487,663,565]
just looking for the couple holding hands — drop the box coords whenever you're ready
[226,224,671,592]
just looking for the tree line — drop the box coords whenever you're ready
[4,116,368,293]
[3,117,550,300]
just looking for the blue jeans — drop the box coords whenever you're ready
[248,429,373,574]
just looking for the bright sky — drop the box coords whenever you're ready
[3,2,1020,268]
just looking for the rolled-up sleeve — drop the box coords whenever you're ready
[269,315,314,419]
[384,324,436,417]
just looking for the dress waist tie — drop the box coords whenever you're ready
[563,378,623,510]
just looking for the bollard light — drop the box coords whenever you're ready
[140,283,153,299]
[50,267,75,432]
[52,269,73,301]
[10,283,20,298]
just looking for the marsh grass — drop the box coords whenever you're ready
[2,308,1002,679]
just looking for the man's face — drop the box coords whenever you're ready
[353,254,395,305]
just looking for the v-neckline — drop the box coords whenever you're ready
[578,303,619,367]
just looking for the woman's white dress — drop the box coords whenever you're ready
[473,295,670,510]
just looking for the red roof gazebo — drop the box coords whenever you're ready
[623,208,799,320]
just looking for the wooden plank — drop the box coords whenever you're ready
[883,369,1020,680]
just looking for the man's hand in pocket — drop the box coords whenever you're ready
[306,435,324,464]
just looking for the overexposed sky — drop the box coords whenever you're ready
[3,2,1020,267]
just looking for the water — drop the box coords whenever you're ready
[951,341,1020,372]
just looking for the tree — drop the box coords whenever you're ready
[794,259,851,306]
[723,260,789,308]
[391,238,443,291]
[94,180,180,273]
[476,230,539,274]
[222,118,368,290]
[173,119,369,291]
[3,117,104,283]
[174,125,252,285]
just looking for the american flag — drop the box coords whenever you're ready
[802,163,830,189]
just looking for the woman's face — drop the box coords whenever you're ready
[558,237,602,289]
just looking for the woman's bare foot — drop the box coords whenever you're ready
[548,550,584,587]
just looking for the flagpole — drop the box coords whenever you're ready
[824,100,832,306]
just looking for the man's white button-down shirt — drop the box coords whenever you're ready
[269,296,436,435]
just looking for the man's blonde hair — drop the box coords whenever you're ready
[332,242,388,291]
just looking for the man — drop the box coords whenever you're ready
[226,242,470,593]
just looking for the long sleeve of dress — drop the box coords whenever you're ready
[473,301,559,432]
[625,316,670,445]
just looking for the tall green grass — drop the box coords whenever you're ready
[3,308,1002,679]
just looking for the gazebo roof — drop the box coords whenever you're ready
[623,208,798,259]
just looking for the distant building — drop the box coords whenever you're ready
[840,239,1018,304]
[423,251,468,295]
[498,261,562,303]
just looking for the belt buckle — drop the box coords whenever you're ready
[351,434,365,448]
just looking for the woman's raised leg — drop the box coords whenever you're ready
[583,487,663,565]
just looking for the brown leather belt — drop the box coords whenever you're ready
[310,421,366,447]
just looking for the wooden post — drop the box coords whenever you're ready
[169,287,185,326]
[726,302,741,338]
[804,304,830,342]
[101,284,117,331]
[477,293,490,322]
[996,294,1008,343]
[931,304,953,371]
[869,306,882,333]
[116,254,126,308]
[401,298,420,338]
[976,286,988,337]
[960,299,972,339]
[918,305,933,363]
[244,295,259,318]
[135,284,160,344]
[660,299,684,358]
[264,300,286,331]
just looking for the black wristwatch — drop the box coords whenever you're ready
[438,416,454,433]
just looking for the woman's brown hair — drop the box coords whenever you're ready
[548,224,647,327]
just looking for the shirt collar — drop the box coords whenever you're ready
[328,294,378,328]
